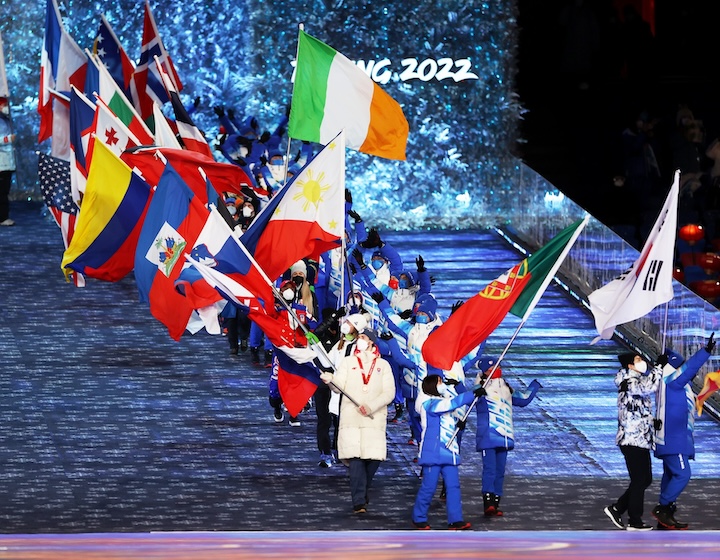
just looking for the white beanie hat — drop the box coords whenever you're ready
[345,313,368,332]
[290,260,307,276]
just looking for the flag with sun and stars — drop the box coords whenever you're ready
[240,130,345,282]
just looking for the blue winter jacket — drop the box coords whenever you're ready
[416,390,475,466]
[654,348,711,458]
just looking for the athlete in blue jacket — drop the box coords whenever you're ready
[652,333,715,530]
[411,374,480,530]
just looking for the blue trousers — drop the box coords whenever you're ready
[348,458,380,508]
[658,453,692,505]
[412,464,463,524]
[481,447,508,495]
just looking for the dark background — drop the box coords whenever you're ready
[516,0,718,227]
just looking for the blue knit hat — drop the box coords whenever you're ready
[477,356,498,372]
[414,295,437,321]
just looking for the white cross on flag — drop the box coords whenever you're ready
[588,170,679,343]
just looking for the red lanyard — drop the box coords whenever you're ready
[357,356,378,385]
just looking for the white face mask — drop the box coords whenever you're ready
[437,383,448,396]
[242,206,254,218]
[226,205,237,216]
[282,288,295,301]
[634,360,648,374]
[355,338,370,352]
[340,322,352,335]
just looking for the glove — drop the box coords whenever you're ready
[656,353,669,367]
[429,275,436,285]
[398,309,413,320]
[380,331,393,341]
[415,255,426,272]
[473,386,487,398]
[227,108,235,120]
[371,292,384,304]
[348,209,362,223]
[333,307,347,319]
[351,248,366,269]
[653,418,663,431]
[320,371,333,384]
[345,188,353,204]
[445,378,460,386]
[349,263,357,275]
[361,227,382,249]
[450,300,464,315]
[456,419,467,431]
[193,96,201,108]
[706,332,716,353]
[213,106,225,117]
[305,331,319,346]
[618,379,629,392]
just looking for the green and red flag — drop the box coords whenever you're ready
[423,216,589,370]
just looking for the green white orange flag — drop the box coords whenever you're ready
[288,29,409,161]
[423,216,589,370]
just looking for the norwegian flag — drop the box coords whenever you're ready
[130,1,182,121]
[39,152,84,286]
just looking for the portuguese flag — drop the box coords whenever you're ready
[288,29,409,161]
[423,217,589,370]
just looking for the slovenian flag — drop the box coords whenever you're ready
[289,29,408,161]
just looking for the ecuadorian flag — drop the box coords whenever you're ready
[61,140,152,282]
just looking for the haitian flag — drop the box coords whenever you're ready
[135,162,216,340]
[423,216,589,370]
[61,140,153,282]
[241,130,345,280]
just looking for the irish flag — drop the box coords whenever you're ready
[289,29,409,161]
[423,216,589,370]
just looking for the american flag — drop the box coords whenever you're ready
[39,152,77,248]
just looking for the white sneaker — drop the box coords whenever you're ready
[0,218,15,226]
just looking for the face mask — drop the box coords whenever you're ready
[226,205,237,216]
[398,279,409,289]
[634,360,648,374]
[282,288,295,301]
[415,314,430,324]
[292,275,304,287]
[242,206,254,218]
[437,383,448,396]
[340,322,352,335]
[355,338,370,352]
[371,260,384,271]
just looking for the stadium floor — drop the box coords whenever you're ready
[1,202,720,558]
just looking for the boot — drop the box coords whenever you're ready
[493,494,504,517]
[667,502,688,529]
[250,346,260,365]
[483,492,496,517]
[652,504,684,529]
[264,349,274,368]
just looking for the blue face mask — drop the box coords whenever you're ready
[415,314,430,324]
[371,260,384,271]
[398,279,409,289]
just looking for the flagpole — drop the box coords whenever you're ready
[280,23,306,189]
[445,214,590,448]
[445,320,525,448]
[232,232,373,416]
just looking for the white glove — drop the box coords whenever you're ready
[320,371,334,384]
